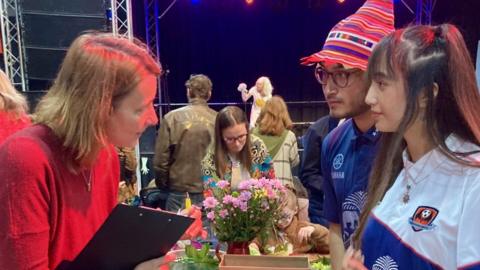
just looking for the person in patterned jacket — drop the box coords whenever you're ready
[202,106,275,193]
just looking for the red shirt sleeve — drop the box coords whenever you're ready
[0,136,53,269]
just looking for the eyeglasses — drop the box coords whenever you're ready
[314,66,361,88]
[223,133,247,144]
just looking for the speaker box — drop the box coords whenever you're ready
[21,0,108,88]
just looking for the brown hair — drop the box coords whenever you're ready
[257,95,293,136]
[214,106,252,178]
[34,32,161,169]
[0,69,29,118]
[353,24,480,248]
[185,74,212,100]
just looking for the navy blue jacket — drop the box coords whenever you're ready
[299,115,338,226]
[321,119,380,248]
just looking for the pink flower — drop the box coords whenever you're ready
[266,187,276,199]
[216,180,230,189]
[207,211,215,221]
[257,178,269,188]
[203,197,219,209]
[273,179,283,189]
[238,179,254,190]
[219,209,229,218]
[223,195,234,204]
[232,198,241,208]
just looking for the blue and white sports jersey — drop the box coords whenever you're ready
[362,135,480,270]
[321,119,380,248]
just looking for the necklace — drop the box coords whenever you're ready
[402,151,434,204]
[82,170,93,192]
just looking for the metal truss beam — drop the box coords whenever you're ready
[415,0,435,25]
[0,0,27,91]
[143,0,163,118]
[111,0,133,40]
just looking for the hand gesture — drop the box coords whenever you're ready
[342,246,367,270]
[297,226,315,243]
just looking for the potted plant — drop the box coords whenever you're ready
[203,178,285,254]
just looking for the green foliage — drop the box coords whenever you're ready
[310,256,331,270]
[176,243,219,266]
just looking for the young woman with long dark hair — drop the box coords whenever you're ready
[202,106,275,191]
[343,24,480,270]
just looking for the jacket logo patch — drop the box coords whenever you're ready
[408,206,438,232]
[333,153,344,170]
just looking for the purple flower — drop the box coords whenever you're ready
[219,209,229,218]
[207,211,215,221]
[203,197,219,209]
[223,195,234,204]
[239,191,252,201]
[217,180,230,189]
[239,201,248,212]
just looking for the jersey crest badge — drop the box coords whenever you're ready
[408,206,438,232]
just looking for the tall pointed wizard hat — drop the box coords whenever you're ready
[301,0,394,70]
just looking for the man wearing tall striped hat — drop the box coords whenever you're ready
[301,1,394,269]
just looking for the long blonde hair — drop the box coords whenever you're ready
[0,69,28,118]
[257,95,293,136]
[256,76,273,98]
[34,32,161,168]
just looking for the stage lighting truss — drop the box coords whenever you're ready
[143,0,163,117]
[111,0,133,40]
[400,0,435,25]
[415,0,435,25]
[0,0,27,91]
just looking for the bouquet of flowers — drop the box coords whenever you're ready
[203,178,285,242]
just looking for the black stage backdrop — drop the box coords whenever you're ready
[131,0,479,122]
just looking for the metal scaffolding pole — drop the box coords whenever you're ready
[415,0,435,25]
[111,0,133,40]
[143,0,163,118]
[0,0,27,91]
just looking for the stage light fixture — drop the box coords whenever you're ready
[337,0,346,3]
[246,0,254,5]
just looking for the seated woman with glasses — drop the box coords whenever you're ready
[202,106,275,191]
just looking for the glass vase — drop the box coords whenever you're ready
[226,241,250,255]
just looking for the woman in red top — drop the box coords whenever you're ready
[0,69,31,144]
[0,33,163,269]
